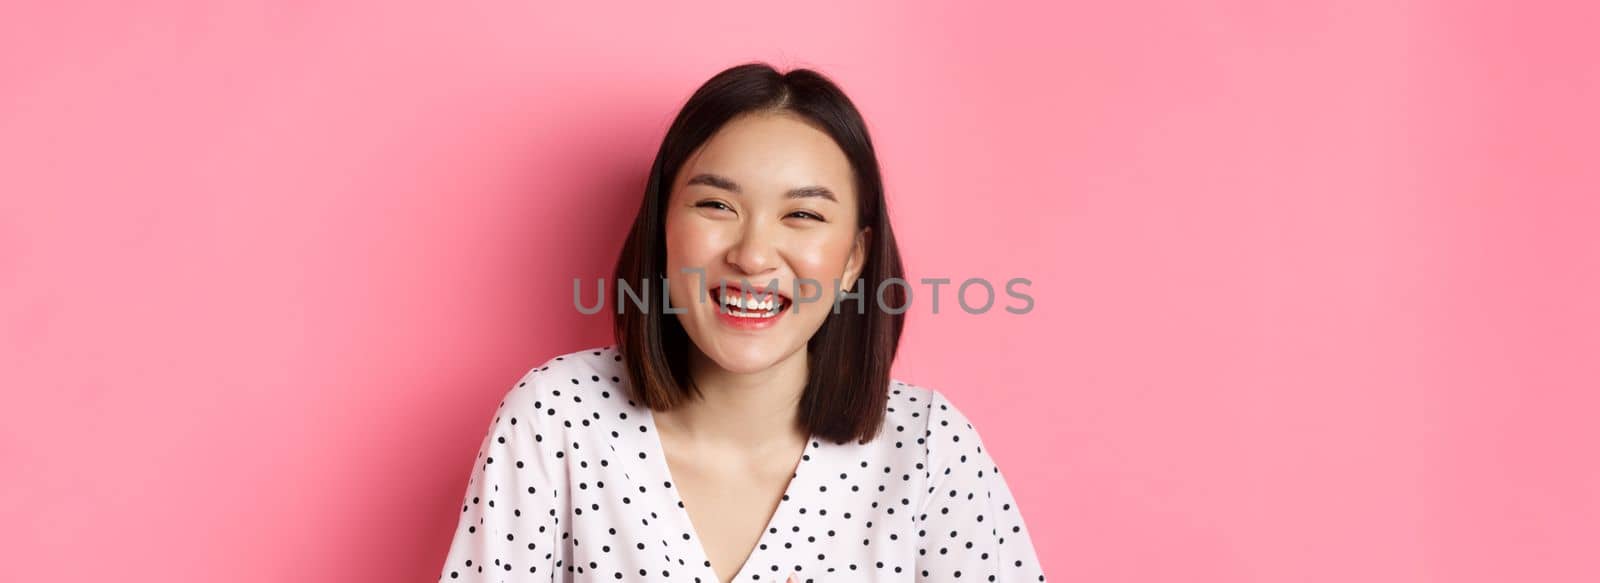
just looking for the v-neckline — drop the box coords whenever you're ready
[641,405,816,583]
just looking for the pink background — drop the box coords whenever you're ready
[3,1,1596,581]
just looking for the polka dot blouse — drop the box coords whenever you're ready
[438,346,1047,582]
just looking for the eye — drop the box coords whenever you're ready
[694,200,734,212]
[787,210,826,222]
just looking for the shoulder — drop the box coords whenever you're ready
[871,381,936,466]
[880,379,987,451]
[883,378,980,434]
[884,379,995,465]
[498,344,628,417]
[883,378,936,432]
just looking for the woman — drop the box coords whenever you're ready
[439,62,1047,583]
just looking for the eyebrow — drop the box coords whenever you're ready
[685,172,838,202]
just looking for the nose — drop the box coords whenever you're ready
[725,221,780,277]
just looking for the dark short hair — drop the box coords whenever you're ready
[611,62,907,445]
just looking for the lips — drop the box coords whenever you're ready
[708,281,792,312]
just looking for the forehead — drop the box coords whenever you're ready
[677,112,855,200]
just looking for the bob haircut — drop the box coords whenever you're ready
[611,62,907,445]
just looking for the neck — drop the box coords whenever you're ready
[663,346,811,450]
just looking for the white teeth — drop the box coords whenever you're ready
[716,289,784,317]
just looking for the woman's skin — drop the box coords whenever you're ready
[654,110,869,583]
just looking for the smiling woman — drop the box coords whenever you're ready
[437,63,1048,583]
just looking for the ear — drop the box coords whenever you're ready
[842,227,871,291]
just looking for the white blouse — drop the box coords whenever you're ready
[438,346,1047,582]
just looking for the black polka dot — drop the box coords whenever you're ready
[437,346,1046,582]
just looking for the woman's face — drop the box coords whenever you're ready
[664,111,868,375]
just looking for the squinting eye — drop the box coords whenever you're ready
[695,201,733,212]
[787,211,826,222]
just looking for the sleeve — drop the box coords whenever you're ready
[437,368,564,582]
[913,389,1048,582]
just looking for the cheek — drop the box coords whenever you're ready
[664,213,714,268]
[664,213,724,302]
[785,231,857,296]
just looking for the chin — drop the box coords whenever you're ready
[701,337,799,374]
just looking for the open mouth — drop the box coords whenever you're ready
[710,283,792,319]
